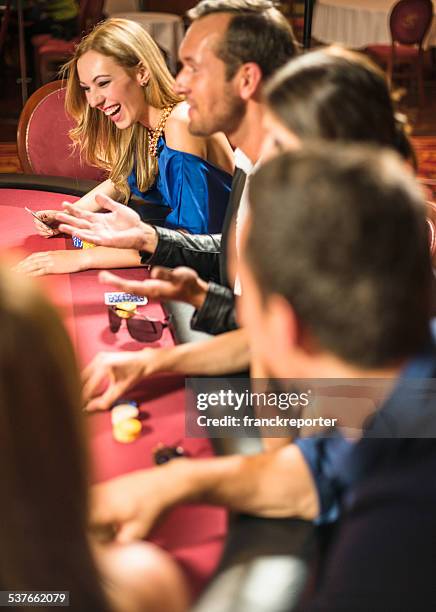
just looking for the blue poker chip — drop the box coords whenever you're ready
[72,235,83,248]
[112,399,139,408]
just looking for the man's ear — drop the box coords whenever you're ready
[136,63,150,87]
[265,293,300,357]
[235,62,263,101]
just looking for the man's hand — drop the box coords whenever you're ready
[56,194,158,253]
[90,466,186,542]
[99,266,209,309]
[82,349,161,412]
[16,249,89,276]
[90,443,320,544]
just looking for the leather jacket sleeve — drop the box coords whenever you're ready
[191,282,238,335]
[139,227,237,335]
[140,226,222,283]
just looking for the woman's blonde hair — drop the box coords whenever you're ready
[64,18,182,202]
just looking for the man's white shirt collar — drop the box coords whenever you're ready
[234,148,255,175]
[233,150,263,296]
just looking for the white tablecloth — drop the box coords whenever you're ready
[111,12,185,73]
[313,0,436,49]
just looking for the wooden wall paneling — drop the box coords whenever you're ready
[141,0,197,15]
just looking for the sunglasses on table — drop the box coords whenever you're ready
[108,306,172,343]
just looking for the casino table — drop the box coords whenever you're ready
[0,176,227,598]
[0,175,317,611]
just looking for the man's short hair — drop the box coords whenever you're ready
[246,146,432,367]
[264,47,416,168]
[187,0,298,80]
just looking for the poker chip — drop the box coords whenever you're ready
[72,236,96,249]
[113,417,142,444]
[111,403,140,426]
[82,240,96,249]
[111,400,141,444]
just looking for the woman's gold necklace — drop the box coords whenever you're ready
[148,104,176,158]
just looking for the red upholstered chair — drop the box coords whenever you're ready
[428,217,436,257]
[426,200,436,261]
[366,0,434,106]
[32,0,104,85]
[417,179,436,262]
[418,176,436,201]
[17,80,106,181]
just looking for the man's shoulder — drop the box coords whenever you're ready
[348,439,436,513]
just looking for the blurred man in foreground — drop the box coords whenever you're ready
[89,146,436,609]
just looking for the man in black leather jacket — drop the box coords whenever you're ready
[144,1,297,335]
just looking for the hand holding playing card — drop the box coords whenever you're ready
[28,209,61,237]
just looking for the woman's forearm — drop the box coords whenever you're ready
[74,179,120,211]
[82,246,142,270]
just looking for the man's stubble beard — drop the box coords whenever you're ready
[188,90,246,139]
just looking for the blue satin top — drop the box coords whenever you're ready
[127,136,232,234]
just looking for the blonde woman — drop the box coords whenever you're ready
[19,18,233,276]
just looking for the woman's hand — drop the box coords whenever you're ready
[16,249,90,276]
[32,210,61,237]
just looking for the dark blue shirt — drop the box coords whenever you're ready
[306,337,436,611]
[128,136,232,234]
[296,326,436,524]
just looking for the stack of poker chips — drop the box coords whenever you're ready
[72,235,96,249]
[111,400,142,443]
[114,302,136,318]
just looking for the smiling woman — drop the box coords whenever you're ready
[18,18,233,277]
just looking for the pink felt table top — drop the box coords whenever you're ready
[0,188,227,596]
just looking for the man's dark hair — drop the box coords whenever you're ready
[246,146,432,367]
[187,0,298,80]
[265,47,416,162]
